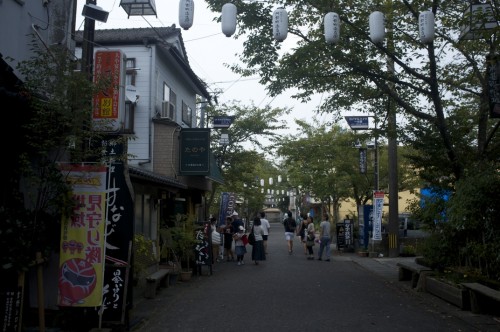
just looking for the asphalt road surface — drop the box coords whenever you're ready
[131,223,500,332]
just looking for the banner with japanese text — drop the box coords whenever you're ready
[58,164,107,307]
[100,138,134,323]
[217,192,237,227]
[372,191,384,241]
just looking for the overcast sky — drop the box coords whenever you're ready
[76,1,333,141]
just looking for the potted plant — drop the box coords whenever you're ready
[133,234,157,285]
[171,214,197,281]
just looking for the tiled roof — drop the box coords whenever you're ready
[74,26,210,100]
[128,166,187,189]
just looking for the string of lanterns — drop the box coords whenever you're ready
[178,0,435,44]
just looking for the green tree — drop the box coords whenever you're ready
[205,0,500,278]
[1,39,123,272]
[206,100,290,216]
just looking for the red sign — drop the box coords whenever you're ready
[93,51,125,131]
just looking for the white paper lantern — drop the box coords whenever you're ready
[324,12,340,44]
[178,0,194,30]
[419,11,435,44]
[273,7,288,42]
[369,11,385,44]
[221,3,237,37]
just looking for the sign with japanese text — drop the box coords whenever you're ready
[487,56,500,118]
[218,192,237,227]
[343,219,353,245]
[345,116,369,130]
[93,50,125,132]
[195,223,211,266]
[212,116,233,128]
[179,128,210,175]
[372,191,384,241]
[99,137,134,324]
[359,148,367,174]
[58,164,108,307]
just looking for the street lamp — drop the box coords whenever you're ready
[345,115,378,191]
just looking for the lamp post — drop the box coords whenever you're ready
[345,115,378,191]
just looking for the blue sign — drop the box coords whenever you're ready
[345,116,369,130]
[213,116,233,128]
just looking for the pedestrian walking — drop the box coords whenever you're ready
[223,216,235,262]
[283,211,296,254]
[259,211,271,254]
[210,217,222,263]
[296,215,308,254]
[317,213,332,261]
[251,217,266,265]
[230,211,244,232]
[305,216,316,260]
[233,225,247,265]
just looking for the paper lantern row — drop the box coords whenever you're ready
[179,1,435,45]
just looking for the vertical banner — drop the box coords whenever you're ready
[487,56,500,118]
[359,148,367,174]
[217,192,237,227]
[360,205,372,248]
[195,223,211,266]
[372,191,384,241]
[99,138,134,324]
[343,219,353,246]
[58,164,107,307]
[336,224,346,250]
[93,50,125,132]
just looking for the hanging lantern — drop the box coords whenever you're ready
[324,12,340,44]
[179,0,194,30]
[419,11,434,44]
[221,3,237,37]
[260,179,264,187]
[119,0,157,18]
[459,3,498,40]
[369,11,385,44]
[273,7,288,42]
[269,177,273,185]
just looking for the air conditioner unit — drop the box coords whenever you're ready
[161,101,175,120]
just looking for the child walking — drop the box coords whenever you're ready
[233,225,247,265]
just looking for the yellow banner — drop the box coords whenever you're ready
[58,164,107,307]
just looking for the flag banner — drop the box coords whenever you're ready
[99,138,134,324]
[58,164,107,307]
[372,191,384,241]
[218,192,237,227]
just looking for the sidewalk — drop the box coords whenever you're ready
[128,247,500,332]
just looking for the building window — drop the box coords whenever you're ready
[182,101,192,127]
[125,58,136,85]
[162,83,176,120]
[123,102,135,133]
[123,58,136,133]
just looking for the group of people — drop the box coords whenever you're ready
[210,211,271,266]
[211,210,332,266]
[287,212,332,261]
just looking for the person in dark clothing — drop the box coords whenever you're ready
[230,211,244,233]
[283,211,297,254]
[223,216,235,261]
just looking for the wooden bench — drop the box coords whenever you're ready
[397,261,433,289]
[144,269,170,299]
[461,282,500,315]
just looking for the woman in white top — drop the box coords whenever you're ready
[251,217,266,265]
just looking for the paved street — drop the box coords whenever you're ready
[130,223,500,332]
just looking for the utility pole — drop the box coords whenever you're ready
[81,0,96,81]
[386,0,399,258]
